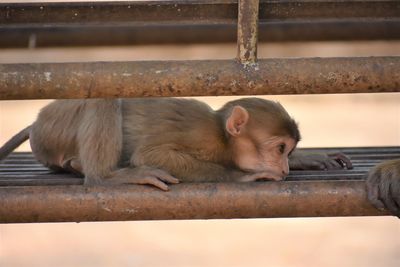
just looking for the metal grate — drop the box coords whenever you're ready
[1,147,399,187]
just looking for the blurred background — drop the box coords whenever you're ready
[1,0,400,267]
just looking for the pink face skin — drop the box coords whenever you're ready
[231,135,297,180]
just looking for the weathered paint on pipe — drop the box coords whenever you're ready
[0,181,389,223]
[237,0,259,64]
[0,57,399,100]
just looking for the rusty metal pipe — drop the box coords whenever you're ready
[3,1,398,47]
[0,181,389,223]
[1,57,399,100]
[237,0,259,64]
[1,0,399,25]
[1,20,400,48]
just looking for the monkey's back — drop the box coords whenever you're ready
[121,98,227,165]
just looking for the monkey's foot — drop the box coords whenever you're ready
[62,158,84,177]
[104,166,179,191]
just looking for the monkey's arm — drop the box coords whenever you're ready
[289,151,353,170]
[105,166,179,191]
[366,159,400,218]
[131,144,245,182]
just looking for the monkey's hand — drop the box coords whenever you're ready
[366,159,400,218]
[104,166,180,191]
[289,152,353,170]
[237,171,283,182]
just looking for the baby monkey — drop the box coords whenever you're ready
[0,98,352,190]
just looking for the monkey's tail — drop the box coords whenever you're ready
[0,125,31,161]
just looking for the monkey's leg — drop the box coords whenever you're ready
[77,99,123,185]
[105,166,179,191]
[61,158,84,177]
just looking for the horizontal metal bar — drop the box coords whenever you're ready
[0,170,38,173]
[291,171,368,176]
[0,161,39,165]
[1,0,398,25]
[0,166,369,176]
[4,147,399,158]
[301,146,400,154]
[1,57,399,100]
[0,171,367,182]
[0,171,49,177]
[0,177,82,187]
[0,164,40,169]
[2,19,400,48]
[1,1,399,47]
[0,167,373,175]
[0,181,389,223]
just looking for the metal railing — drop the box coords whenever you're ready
[0,0,399,222]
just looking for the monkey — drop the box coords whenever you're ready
[0,97,352,190]
[366,159,400,218]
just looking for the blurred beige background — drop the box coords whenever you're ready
[0,32,400,267]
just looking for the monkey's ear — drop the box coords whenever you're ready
[226,106,249,136]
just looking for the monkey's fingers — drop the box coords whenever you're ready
[137,176,170,191]
[329,153,353,169]
[324,159,343,170]
[102,175,170,191]
[152,169,180,184]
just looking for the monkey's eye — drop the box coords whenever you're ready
[279,143,286,154]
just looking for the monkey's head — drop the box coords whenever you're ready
[219,98,300,181]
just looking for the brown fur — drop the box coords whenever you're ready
[123,98,234,182]
[217,98,300,142]
[366,159,400,217]
[29,99,122,184]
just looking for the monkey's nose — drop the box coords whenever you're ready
[282,169,289,177]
